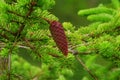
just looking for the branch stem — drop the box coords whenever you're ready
[8,10,25,18]
[74,55,98,80]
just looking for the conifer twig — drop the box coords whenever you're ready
[27,38,47,42]
[7,40,18,80]
[48,53,61,58]
[26,1,36,18]
[11,73,23,80]
[8,10,25,18]
[14,1,36,38]
[7,53,12,80]
[10,20,23,24]
[74,55,98,80]
[24,38,42,58]
[0,27,15,35]
[69,49,98,80]
[68,49,90,55]
[0,34,9,40]
[14,23,25,37]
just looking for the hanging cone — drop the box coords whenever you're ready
[47,20,68,56]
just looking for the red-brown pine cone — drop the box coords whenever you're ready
[47,20,68,56]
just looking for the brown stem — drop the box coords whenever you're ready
[0,27,15,35]
[26,38,47,42]
[10,20,23,24]
[0,34,9,40]
[26,1,36,18]
[7,41,18,80]
[48,53,61,58]
[7,36,20,80]
[11,73,23,80]
[8,10,25,18]
[8,53,11,80]
[24,38,41,58]
[14,23,25,36]
[75,55,98,80]
[69,49,91,55]
[14,1,36,37]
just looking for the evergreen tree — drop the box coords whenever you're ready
[0,0,120,80]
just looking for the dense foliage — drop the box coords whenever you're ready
[0,0,120,80]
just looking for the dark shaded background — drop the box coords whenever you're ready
[51,0,110,26]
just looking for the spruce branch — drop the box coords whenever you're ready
[10,20,23,24]
[26,38,47,42]
[69,46,120,61]
[11,73,23,80]
[113,55,120,60]
[0,57,8,75]
[0,27,15,36]
[69,49,91,55]
[48,53,61,58]
[14,23,25,37]
[74,55,98,80]
[7,39,18,80]
[84,28,119,38]
[23,38,42,58]
[0,33,9,40]
[14,1,36,38]
[7,52,11,80]
[69,48,98,80]
[26,1,36,18]
[8,10,25,18]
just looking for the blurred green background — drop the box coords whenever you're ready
[51,0,110,26]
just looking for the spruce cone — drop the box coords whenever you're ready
[47,20,68,56]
